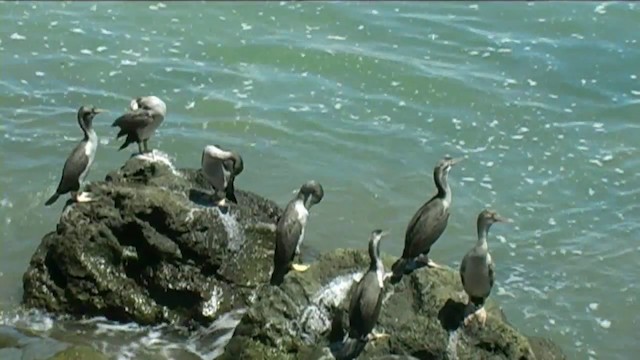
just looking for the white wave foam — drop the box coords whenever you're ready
[0,306,246,360]
[299,272,364,337]
[0,308,55,332]
[186,309,246,360]
[215,208,244,251]
[202,286,223,318]
[135,150,182,177]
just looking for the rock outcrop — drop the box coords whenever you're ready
[219,249,567,360]
[23,152,281,326]
[24,153,566,359]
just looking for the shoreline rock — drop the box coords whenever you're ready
[23,153,281,327]
[219,249,567,359]
[23,153,567,359]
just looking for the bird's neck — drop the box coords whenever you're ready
[298,193,313,210]
[373,259,384,277]
[434,171,451,207]
[368,243,383,273]
[84,127,97,142]
[369,253,384,289]
[476,223,490,250]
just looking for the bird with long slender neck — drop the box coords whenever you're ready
[269,181,324,286]
[460,209,512,327]
[391,156,462,281]
[336,230,390,360]
[201,144,244,207]
[112,96,166,154]
[45,106,107,206]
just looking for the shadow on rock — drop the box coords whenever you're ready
[188,188,230,214]
[188,188,216,207]
[437,298,466,332]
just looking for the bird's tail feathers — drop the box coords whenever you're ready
[118,137,132,151]
[390,258,409,283]
[44,193,60,206]
[226,182,238,204]
[391,257,408,275]
[269,263,288,286]
[334,337,367,360]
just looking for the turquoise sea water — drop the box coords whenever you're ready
[1,1,639,359]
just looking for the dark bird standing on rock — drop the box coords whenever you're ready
[45,106,107,206]
[201,144,244,206]
[269,181,324,286]
[391,156,462,280]
[336,229,390,360]
[112,96,166,154]
[460,209,511,327]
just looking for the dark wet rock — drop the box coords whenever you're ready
[220,249,566,360]
[23,154,282,326]
[24,153,566,359]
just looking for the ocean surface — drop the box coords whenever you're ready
[1,1,639,359]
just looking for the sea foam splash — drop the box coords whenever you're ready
[136,149,182,177]
[215,207,245,251]
[0,307,246,360]
[298,272,364,339]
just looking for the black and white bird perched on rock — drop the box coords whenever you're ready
[201,144,244,207]
[391,156,462,281]
[112,96,166,154]
[269,181,324,286]
[460,209,512,327]
[45,106,107,206]
[336,229,390,360]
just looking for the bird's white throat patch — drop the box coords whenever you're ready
[294,199,308,224]
[376,265,385,288]
[85,131,98,157]
[294,199,309,253]
[442,186,452,210]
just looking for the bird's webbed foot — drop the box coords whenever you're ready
[291,263,310,272]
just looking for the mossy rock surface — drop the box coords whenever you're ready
[23,155,282,326]
[221,249,567,360]
[23,154,567,359]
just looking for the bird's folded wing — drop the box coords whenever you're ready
[113,109,155,130]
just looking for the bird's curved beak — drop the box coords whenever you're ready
[450,157,464,166]
[93,108,108,114]
[379,230,390,238]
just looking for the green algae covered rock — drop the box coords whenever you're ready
[23,153,281,326]
[220,248,566,360]
[22,152,567,360]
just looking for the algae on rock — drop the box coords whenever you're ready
[23,154,281,326]
[221,249,566,360]
[23,153,567,360]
